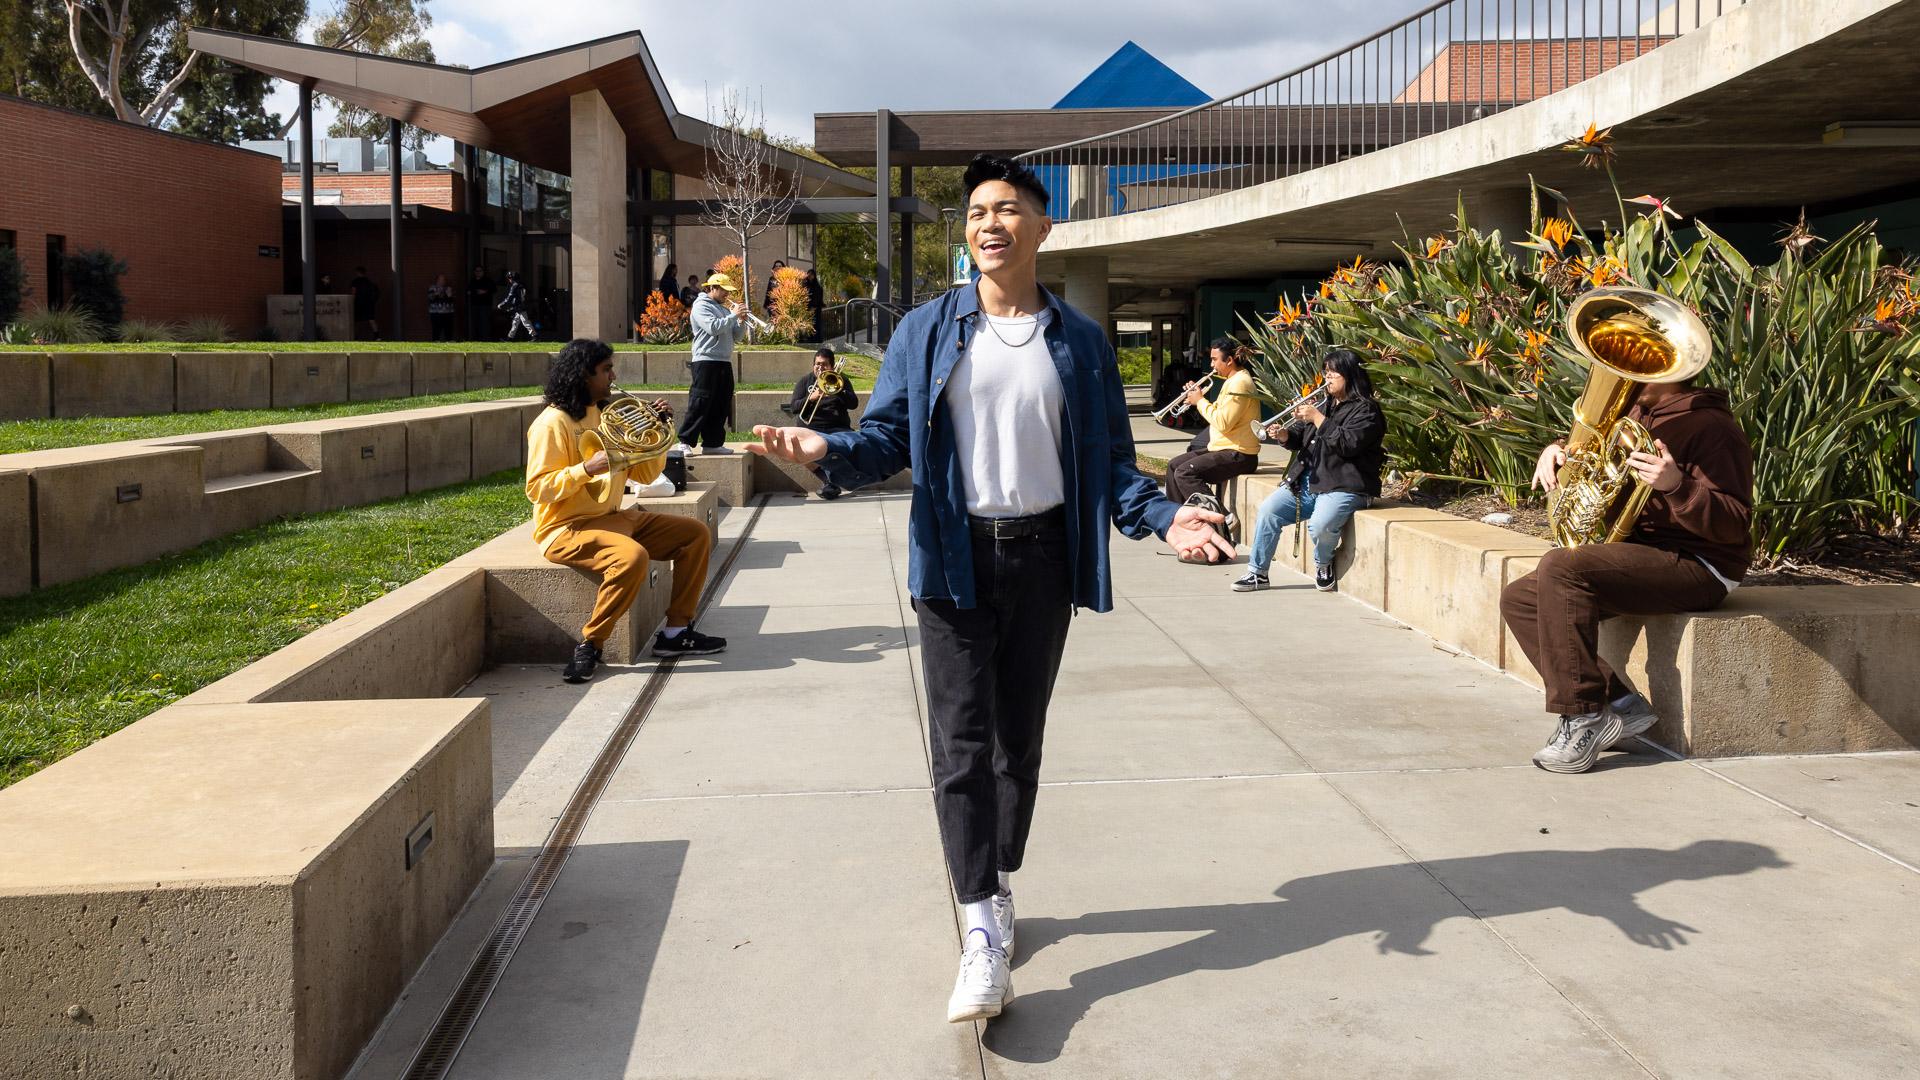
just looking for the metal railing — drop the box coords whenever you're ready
[1017,0,1746,222]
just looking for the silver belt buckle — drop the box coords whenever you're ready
[992,518,1018,540]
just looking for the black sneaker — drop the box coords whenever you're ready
[561,640,601,684]
[652,627,728,658]
[817,484,842,500]
[1231,571,1269,593]
[1314,563,1337,592]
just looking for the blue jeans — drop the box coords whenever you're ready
[1248,487,1371,572]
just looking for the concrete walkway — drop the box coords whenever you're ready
[350,492,1920,1080]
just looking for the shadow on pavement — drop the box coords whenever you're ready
[983,840,1788,1064]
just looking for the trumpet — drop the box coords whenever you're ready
[1256,385,1330,440]
[797,368,846,426]
[1152,374,1215,421]
[579,386,675,503]
[741,307,774,334]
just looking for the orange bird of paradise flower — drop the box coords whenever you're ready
[1538,218,1575,250]
[1562,123,1616,169]
[1267,297,1307,328]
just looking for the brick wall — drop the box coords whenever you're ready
[1395,37,1675,104]
[279,171,461,210]
[0,94,284,332]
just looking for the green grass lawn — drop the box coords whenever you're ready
[0,381,874,454]
[0,471,535,789]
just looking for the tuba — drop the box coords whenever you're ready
[579,387,675,503]
[1547,287,1712,547]
[797,368,846,426]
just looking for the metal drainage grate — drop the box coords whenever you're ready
[402,496,769,1079]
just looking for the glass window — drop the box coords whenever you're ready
[45,234,65,309]
[0,229,14,250]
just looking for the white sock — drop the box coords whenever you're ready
[996,870,1012,897]
[962,900,1001,950]
[661,625,685,639]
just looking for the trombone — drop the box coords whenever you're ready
[1152,373,1215,421]
[797,368,847,426]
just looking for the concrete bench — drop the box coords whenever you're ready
[0,354,51,420]
[0,470,27,596]
[21,444,210,587]
[175,351,272,412]
[1227,473,1920,757]
[0,697,492,1080]
[150,428,319,539]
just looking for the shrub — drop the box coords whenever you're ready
[0,247,26,326]
[180,316,233,343]
[768,265,813,344]
[635,292,691,344]
[116,319,179,343]
[1241,178,1920,562]
[61,247,128,330]
[14,306,103,344]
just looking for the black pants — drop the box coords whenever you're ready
[678,361,734,449]
[430,312,454,341]
[913,513,1074,905]
[1166,448,1259,505]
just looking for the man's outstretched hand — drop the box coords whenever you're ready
[1168,504,1235,563]
[748,425,829,465]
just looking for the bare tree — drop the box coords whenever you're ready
[700,87,808,333]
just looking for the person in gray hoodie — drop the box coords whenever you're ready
[678,272,749,453]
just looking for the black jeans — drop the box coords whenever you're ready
[678,361,734,449]
[913,513,1075,905]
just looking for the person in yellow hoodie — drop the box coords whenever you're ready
[527,338,725,683]
[1164,339,1262,507]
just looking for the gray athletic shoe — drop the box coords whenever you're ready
[1607,694,1659,749]
[1532,711,1622,774]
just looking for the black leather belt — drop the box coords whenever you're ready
[968,507,1066,540]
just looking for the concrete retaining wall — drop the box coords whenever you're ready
[51,352,173,418]
[28,445,207,588]
[411,351,465,395]
[464,352,510,389]
[1230,470,1920,757]
[349,352,413,401]
[270,352,348,407]
[509,351,549,389]
[0,354,51,420]
[0,470,29,597]
[402,411,474,494]
[175,351,271,412]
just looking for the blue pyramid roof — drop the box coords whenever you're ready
[1053,41,1209,109]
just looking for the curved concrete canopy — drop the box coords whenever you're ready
[188,27,875,197]
[1035,0,1920,288]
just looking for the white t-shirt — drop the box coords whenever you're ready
[946,310,1065,517]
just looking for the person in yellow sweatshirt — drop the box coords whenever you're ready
[527,338,725,683]
[1164,338,1261,507]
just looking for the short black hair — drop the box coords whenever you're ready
[814,346,836,362]
[545,338,615,421]
[963,153,1050,213]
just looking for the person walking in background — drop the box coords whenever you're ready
[763,260,787,316]
[802,267,825,341]
[350,266,381,340]
[658,262,679,302]
[427,274,457,341]
[676,273,748,455]
[468,266,497,339]
[1235,348,1386,594]
[498,270,535,341]
[787,346,859,499]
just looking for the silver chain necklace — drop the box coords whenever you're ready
[978,311,1043,349]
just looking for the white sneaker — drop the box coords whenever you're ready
[992,893,1016,961]
[1532,711,1621,774]
[671,442,695,455]
[1607,694,1660,749]
[946,937,1012,1023]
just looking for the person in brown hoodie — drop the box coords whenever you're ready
[1500,381,1754,774]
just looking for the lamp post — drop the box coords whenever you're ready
[941,207,959,287]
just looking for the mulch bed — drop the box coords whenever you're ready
[1389,480,1920,587]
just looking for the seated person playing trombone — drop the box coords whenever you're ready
[1163,339,1262,515]
[1234,348,1386,594]
[787,346,860,500]
[527,338,726,684]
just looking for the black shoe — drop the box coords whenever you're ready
[652,627,728,658]
[562,640,602,683]
[1314,563,1337,592]
[817,484,842,500]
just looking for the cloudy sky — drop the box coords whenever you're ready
[267,0,1429,160]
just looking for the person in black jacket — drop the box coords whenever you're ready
[1234,348,1386,593]
[497,271,534,341]
[787,347,859,499]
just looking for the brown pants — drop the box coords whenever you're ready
[1166,448,1259,506]
[545,509,713,646]
[1500,542,1727,716]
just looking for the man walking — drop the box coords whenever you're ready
[498,270,535,341]
[677,272,748,455]
[751,154,1231,1023]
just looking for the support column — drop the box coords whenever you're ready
[1151,319,1165,387]
[298,82,316,342]
[873,108,892,339]
[388,118,405,341]
[1472,186,1536,254]
[1064,255,1110,346]
[463,143,481,339]
[897,165,914,309]
[569,88,629,341]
